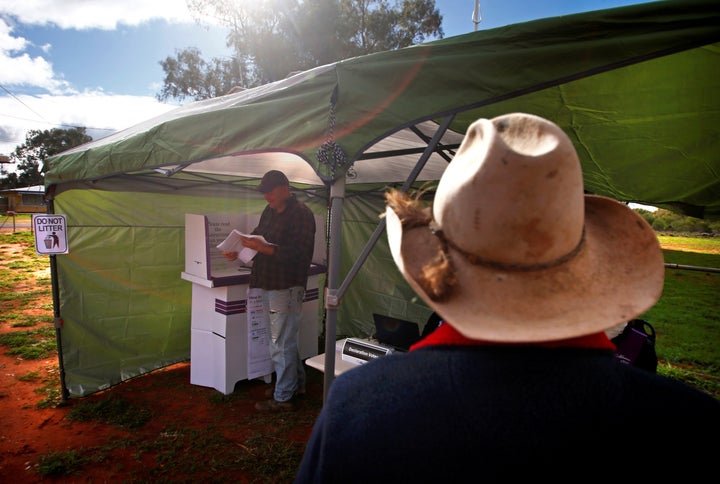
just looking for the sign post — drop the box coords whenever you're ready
[32,214,69,255]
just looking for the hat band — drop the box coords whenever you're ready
[432,226,586,272]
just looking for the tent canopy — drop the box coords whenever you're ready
[43,0,720,397]
[47,0,720,218]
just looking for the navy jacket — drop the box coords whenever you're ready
[296,327,719,483]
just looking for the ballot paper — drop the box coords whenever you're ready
[216,230,270,264]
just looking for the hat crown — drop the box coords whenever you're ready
[434,114,584,267]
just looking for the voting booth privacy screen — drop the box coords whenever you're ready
[43,0,720,397]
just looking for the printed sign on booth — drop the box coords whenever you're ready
[33,214,69,255]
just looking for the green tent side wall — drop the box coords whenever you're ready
[51,181,412,397]
[44,0,720,397]
[53,184,332,395]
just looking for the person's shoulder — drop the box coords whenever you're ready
[626,366,719,410]
[292,197,315,221]
[334,351,436,387]
[287,195,311,211]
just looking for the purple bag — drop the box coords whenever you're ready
[611,319,658,373]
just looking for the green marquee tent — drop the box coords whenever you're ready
[44,0,720,398]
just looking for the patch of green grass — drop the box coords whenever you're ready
[36,450,86,478]
[0,273,14,290]
[641,240,720,398]
[239,433,306,482]
[18,371,41,382]
[35,364,64,409]
[660,363,718,396]
[0,311,21,321]
[3,289,45,305]
[0,325,57,359]
[0,230,34,245]
[118,422,308,482]
[0,272,27,288]
[11,320,41,328]
[67,396,152,429]
[657,234,720,253]
[11,314,51,327]
[8,260,36,270]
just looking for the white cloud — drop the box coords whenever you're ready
[0,1,207,91]
[0,18,73,94]
[0,16,27,51]
[0,2,196,159]
[0,92,178,157]
[0,0,195,30]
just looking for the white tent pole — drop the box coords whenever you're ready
[320,115,456,403]
[335,115,456,301]
[322,175,346,403]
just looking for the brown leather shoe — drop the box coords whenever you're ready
[254,398,294,412]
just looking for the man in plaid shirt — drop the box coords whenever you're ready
[223,170,316,411]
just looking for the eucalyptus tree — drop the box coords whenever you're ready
[1,128,91,189]
[158,0,443,102]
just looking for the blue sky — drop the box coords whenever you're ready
[0,0,651,158]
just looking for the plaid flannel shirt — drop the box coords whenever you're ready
[249,195,316,290]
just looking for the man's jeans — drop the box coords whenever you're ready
[263,287,306,402]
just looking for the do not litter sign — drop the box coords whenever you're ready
[33,214,69,255]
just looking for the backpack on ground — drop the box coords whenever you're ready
[611,319,658,373]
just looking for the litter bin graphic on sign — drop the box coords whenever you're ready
[43,232,60,249]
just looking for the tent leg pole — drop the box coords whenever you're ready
[50,253,69,402]
[322,177,345,404]
[45,190,70,402]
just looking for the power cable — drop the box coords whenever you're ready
[0,84,116,132]
[0,84,48,123]
[0,111,115,132]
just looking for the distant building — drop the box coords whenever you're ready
[0,185,46,214]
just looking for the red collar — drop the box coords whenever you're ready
[410,321,616,351]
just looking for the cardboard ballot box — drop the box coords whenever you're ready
[181,213,326,394]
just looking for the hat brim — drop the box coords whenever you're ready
[386,195,664,342]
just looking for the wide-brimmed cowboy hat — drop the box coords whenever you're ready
[385,113,664,342]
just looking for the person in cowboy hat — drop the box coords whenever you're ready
[295,113,718,483]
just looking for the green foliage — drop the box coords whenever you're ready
[157,47,247,102]
[637,208,720,235]
[161,0,443,101]
[0,127,92,189]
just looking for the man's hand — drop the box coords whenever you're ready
[222,251,238,261]
[240,235,275,255]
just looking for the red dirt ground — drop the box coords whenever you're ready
[0,231,324,483]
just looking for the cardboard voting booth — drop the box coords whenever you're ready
[181,213,326,394]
